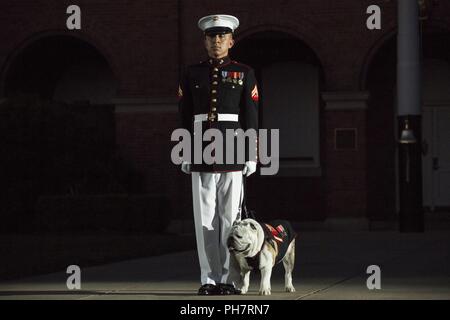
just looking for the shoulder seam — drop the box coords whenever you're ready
[231,61,253,70]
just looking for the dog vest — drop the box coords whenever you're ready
[245,220,297,269]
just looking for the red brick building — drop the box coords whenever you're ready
[1,0,449,230]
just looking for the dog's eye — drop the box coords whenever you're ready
[250,224,257,230]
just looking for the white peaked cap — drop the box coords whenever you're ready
[198,14,240,33]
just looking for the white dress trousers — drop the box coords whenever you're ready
[191,171,243,285]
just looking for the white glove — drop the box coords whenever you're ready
[181,161,191,174]
[242,161,257,177]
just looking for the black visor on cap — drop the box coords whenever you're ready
[205,27,233,36]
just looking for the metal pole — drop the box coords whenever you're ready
[397,0,424,232]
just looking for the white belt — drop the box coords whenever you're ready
[194,113,239,122]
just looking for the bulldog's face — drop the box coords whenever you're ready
[227,218,265,257]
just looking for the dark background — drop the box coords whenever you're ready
[0,0,449,280]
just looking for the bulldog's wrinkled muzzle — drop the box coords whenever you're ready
[228,237,250,253]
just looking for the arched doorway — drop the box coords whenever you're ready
[0,35,128,232]
[232,31,325,175]
[365,26,450,220]
[2,34,117,104]
[231,30,326,221]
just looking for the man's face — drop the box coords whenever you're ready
[204,33,234,59]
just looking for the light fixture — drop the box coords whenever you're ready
[399,119,417,144]
[418,0,439,21]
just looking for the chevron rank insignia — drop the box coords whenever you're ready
[251,85,259,102]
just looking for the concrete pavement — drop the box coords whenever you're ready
[0,231,448,300]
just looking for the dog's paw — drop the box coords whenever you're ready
[285,285,296,293]
[259,288,271,296]
[240,286,248,294]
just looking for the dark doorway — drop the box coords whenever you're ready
[230,31,326,221]
[3,35,116,103]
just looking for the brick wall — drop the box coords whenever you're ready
[2,1,450,224]
[0,0,180,97]
[115,108,193,221]
[325,109,367,218]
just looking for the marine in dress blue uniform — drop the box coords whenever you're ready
[178,14,259,295]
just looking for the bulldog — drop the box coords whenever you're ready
[227,218,296,295]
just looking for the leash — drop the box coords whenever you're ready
[241,175,256,220]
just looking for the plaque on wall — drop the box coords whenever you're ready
[335,128,357,150]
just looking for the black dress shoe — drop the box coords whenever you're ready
[217,283,242,295]
[198,284,220,295]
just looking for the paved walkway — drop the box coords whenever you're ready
[0,231,448,300]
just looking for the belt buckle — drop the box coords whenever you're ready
[208,112,217,122]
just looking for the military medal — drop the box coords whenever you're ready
[238,72,244,85]
[221,71,228,83]
[231,72,237,84]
